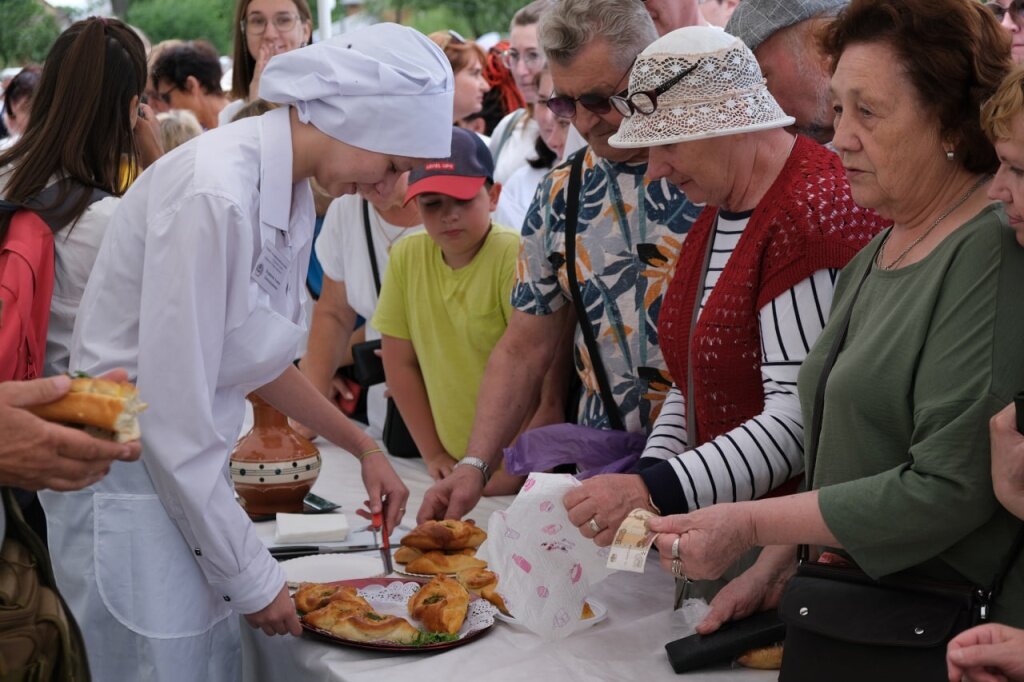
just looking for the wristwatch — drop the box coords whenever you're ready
[455,456,491,485]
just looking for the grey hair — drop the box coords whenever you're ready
[539,0,658,70]
[511,0,555,29]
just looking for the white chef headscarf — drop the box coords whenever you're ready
[259,23,455,159]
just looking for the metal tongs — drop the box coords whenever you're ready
[370,512,394,576]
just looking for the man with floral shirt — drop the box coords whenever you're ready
[418,0,701,522]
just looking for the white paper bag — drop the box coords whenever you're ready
[478,473,612,639]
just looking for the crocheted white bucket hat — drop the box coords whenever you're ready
[609,26,794,148]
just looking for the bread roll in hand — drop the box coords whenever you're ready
[28,376,146,442]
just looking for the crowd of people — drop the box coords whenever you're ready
[1,0,1024,680]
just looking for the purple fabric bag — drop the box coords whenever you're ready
[502,423,647,479]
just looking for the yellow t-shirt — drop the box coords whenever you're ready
[372,225,519,458]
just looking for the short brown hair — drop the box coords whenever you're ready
[982,66,1024,141]
[821,0,1011,174]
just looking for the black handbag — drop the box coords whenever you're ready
[351,338,385,387]
[361,200,420,459]
[778,249,1024,681]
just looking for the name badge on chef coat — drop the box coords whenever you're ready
[252,240,290,295]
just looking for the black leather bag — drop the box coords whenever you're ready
[778,562,982,682]
[779,252,1024,682]
[382,398,419,458]
[351,339,385,387]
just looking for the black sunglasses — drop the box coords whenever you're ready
[545,58,635,119]
[610,60,702,118]
[986,0,1024,22]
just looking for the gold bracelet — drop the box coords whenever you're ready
[355,447,383,462]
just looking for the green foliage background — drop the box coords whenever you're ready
[0,0,61,67]
[0,0,520,69]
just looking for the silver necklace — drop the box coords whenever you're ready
[876,175,990,270]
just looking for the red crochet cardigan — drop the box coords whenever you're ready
[658,136,888,463]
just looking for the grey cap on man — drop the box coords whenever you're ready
[726,0,849,51]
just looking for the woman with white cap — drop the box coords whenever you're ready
[567,27,886,562]
[39,23,454,680]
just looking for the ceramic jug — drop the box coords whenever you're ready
[230,394,320,518]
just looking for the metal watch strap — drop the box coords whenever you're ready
[456,456,491,485]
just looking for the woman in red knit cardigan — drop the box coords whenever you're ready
[563,27,887,564]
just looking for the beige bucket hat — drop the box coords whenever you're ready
[609,26,794,149]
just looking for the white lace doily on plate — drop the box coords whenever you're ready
[359,581,498,639]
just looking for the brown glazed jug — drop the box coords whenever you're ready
[230,394,321,518]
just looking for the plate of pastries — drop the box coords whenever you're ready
[294,575,499,651]
[394,519,488,577]
[393,521,606,632]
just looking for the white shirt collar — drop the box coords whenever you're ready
[259,107,295,234]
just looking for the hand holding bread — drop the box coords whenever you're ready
[27,375,147,442]
[0,373,141,492]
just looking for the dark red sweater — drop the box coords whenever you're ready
[647,136,888,509]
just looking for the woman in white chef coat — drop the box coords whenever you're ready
[39,24,455,681]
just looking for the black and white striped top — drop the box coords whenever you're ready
[638,209,839,514]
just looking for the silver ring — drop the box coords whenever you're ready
[587,517,601,534]
[671,558,685,578]
[671,536,680,560]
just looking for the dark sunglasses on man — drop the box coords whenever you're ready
[986,0,1024,23]
[544,58,635,119]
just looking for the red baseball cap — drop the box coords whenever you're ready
[405,127,494,204]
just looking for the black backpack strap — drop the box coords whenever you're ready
[363,199,382,295]
[563,149,625,431]
[2,180,112,232]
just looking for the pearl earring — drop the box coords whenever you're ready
[946,150,955,162]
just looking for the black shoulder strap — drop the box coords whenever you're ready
[0,180,112,233]
[564,149,625,432]
[363,199,382,295]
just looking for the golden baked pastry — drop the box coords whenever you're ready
[455,568,509,615]
[406,550,487,575]
[408,575,470,634]
[581,601,595,620]
[394,546,423,564]
[292,583,371,614]
[396,547,478,565]
[303,602,420,644]
[400,519,487,551]
[737,644,784,670]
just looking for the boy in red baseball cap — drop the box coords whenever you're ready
[373,127,524,494]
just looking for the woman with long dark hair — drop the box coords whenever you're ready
[0,17,161,378]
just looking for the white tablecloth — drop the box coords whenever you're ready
[239,441,777,682]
